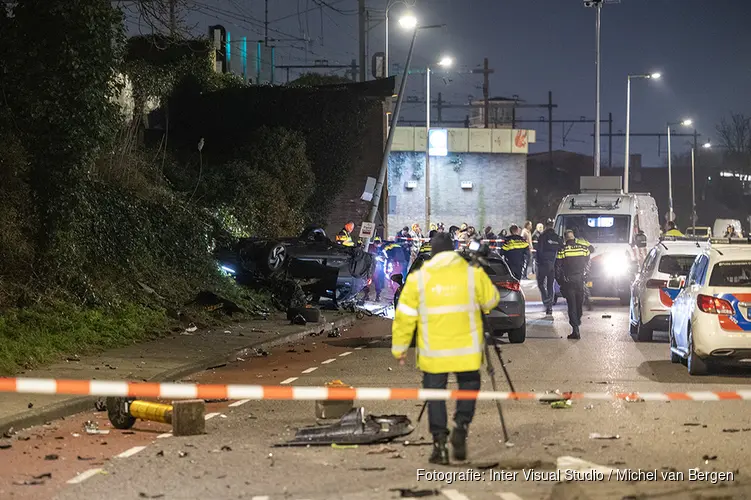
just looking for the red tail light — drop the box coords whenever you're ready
[646,279,668,289]
[697,294,734,315]
[495,281,520,292]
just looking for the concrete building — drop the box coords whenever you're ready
[386,126,536,237]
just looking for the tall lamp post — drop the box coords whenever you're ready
[384,2,416,78]
[692,140,713,230]
[363,20,446,251]
[425,56,453,232]
[666,118,693,223]
[624,72,661,193]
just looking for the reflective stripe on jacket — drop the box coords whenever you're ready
[500,234,529,280]
[335,230,355,247]
[391,251,501,374]
[555,241,591,282]
[665,229,684,237]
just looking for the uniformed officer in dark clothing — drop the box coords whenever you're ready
[500,225,530,280]
[555,230,591,339]
[536,219,561,315]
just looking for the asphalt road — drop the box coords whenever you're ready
[5,297,751,500]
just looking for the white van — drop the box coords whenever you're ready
[554,176,660,304]
[712,219,744,238]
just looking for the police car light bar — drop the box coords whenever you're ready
[709,237,751,245]
[659,235,709,242]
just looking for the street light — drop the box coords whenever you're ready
[425,55,453,231]
[624,71,662,193]
[398,13,417,29]
[363,21,446,251]
[702,141,712,149]
[666,118,693,223]
[384,0,417,78]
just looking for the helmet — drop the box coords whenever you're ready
[460,223,468,231]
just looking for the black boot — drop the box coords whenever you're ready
[450,425,468,461]
[567,325,580,340]
[429,435,449,465]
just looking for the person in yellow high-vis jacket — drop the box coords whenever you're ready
[391,233,500,465]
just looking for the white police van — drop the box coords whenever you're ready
[630,236,708,341]
[554,177,660,304]
[669,238,751,375]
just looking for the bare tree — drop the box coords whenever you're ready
[112,0,193,38]
[716,113,751,175]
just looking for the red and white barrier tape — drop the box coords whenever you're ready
[1,378,750,402]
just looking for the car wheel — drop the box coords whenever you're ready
[507,322,526,344]
[636,319,653,342]
[687,327,709,375]
[259,242,286,276]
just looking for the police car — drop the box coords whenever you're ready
[669,238,751,375]
[629,236,708,341]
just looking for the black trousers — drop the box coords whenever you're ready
[564,279,585,328]
[423,371,481,439]
[537,262,555,308]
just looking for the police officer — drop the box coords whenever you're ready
[383,239,409,282]
[392,233,500,464]
[335,221,356,247]
[536,219,561,315]
[500,224,530,280]
[364,236,386,301]
[555,230,591,339]
[665,221,684,237]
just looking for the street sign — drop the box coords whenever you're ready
[359,222,376,239]
[372,52,385,79]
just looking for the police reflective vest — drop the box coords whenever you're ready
[575,237,595,253]
[335,229,355,247]
[665,229,684,237]
[555,241,591,280]
[418,244,432,256]
[391,251,500,374]
[500,234,530,279]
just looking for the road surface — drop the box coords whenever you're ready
[3,298,751,500]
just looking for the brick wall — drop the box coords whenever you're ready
[387,152,527,237]
[324,101,387,238]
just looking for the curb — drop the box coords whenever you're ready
[0,314,358,434]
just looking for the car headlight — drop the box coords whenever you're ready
[603,252,630,277]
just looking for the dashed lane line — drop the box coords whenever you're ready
[116,446,147,458]
[442,489,471,500]
[301,367,318,374]
[321,358,337,364]
[205,412,220,420]
[229,399,251,407]
[157,432,172,439]
[280,377,299,385]
[338,351,352,357]
[66,468,104,484]
[250,496,270,500]
[355,346,364,350]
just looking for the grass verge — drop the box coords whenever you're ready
[0,301,169,375]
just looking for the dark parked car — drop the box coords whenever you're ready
[215,227,373,307]
[393,250,526,343]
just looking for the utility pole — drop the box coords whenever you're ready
[594,1,602,175]
[548,91,553,165]
[264,0,269,45]
[483,58,490,128]
[608,112,613,168]
[358,0,366,82]
[169,0,176,35]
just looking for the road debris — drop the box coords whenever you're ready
[138,493,165,499]
[94,399,107,411]
[684,423,702,426]
[584,404,594,410]
[0,441,12,450]
[359,467,386,471]
[602,314,612,319]
[703,454,718,463]
[77,456,96,461]
[267,452,275,467]
[221,445,232,451]
[331,443,358,449]
[589,433,620,440]
[253,348,270,357]
[27,402,33,409]
[390,488,439,498]
[178,451,189,458]
[551,400,572,409]
[328,327,341,338]
[367,445,397,454]
[44,454,59,460]
[3,427,16,438]
[203,399,229,403]
[624,394,645,403]
[280,408,413,446]
[156,450,164,457]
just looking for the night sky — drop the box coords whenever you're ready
[125,0,751,167]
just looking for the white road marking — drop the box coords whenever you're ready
[229,399,250,407]
[280,377,298,385]
[205,412,220,420]
[556,455,614,474]
[116,446,147,458]
[301,367,318,374]
[156,432,172,439]
[250,497,270,500]
[321,358,337,364]
[66,468,104,484]
[355,346,364,350]
[339,351,352,357]
[442,490,471,500]
[497,493,524,500]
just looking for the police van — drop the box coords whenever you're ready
[554,176,660,304]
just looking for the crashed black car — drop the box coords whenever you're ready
[215,226,374,307]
